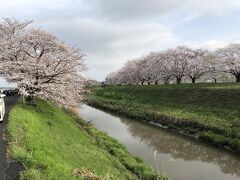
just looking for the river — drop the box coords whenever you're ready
[79,104,240,180]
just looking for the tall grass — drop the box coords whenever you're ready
[7,99,166,179]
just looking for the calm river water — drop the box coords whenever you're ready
[79,104,240,180]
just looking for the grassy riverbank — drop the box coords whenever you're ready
[7,99,165,179]
[88,83,240,153]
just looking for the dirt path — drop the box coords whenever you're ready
[0,95,24,180]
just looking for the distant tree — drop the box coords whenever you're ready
[0,18,87,107]
[144,52,163,85]
[159,51,172,84]
[84,78,98,86]
[166,46,191,84]
[139,58,153,85]
[105,72,117,85]
[215,43,240,82]
[186,49,212,83]
[146,51,172,84]
[121,60,139,85]
[206,53,224,83]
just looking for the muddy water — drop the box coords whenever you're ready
[79,104,240,180]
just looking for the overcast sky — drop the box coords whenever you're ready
[1,0,240,86]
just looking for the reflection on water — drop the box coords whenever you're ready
[79,104,240,180]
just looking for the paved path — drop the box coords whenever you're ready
[0,95,23,180]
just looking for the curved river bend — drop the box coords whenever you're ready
[79,104,240,180]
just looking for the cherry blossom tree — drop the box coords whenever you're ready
[165,46,192,84]
[0,18,87,107]
[112,58,146,85]
[186,49,212,83]
[144,52,163,85]
[138,58,153,85]
[105,62,135,85]
[119,60,140,85]
[105,72,118,85]
[158,51,172,84]
[215,43,240,82]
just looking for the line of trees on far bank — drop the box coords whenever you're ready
[106,45,240,85]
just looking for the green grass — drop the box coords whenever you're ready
[7,99,165,179]
[88,83,240,152]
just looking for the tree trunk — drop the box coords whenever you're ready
[176,77,181,84]
[236,74,240,82]
[155,81,158,85]
[22,96,25,104]
[164,78,169,84]
[191,78,196,83]
[147,82,150,85]
[141,81,144,86]
[213,78,217,83]
[26,95,36,106]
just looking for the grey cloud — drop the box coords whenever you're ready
[86,0,180,20]
[81,0,240,21]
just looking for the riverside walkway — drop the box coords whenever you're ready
[0,95,23,180]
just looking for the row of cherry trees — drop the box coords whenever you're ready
[0,18,87,107]
[106,45,240,85]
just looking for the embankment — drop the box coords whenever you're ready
[87,83,240,153]
[7,99,166,179]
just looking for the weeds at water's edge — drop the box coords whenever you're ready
[65,108,168,180]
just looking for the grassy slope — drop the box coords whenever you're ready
[7,99,164,179]
[88,83,240,152]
